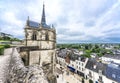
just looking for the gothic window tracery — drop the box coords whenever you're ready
[32,33,37,40]
[45,32,49,41]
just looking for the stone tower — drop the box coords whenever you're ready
[24,4,56,66]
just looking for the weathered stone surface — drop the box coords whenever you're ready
[25,65,48,83]
[0,55,10,83]
[9,64,48,83]
[0,48,48,83]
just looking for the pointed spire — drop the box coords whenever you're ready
[28,16,29,21]
[41,3,46,25]
[27,16,29,26]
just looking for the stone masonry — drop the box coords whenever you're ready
[0,48,48,83]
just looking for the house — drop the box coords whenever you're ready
[85,58,118,83]
[85,58,107,83]
[57,48,120,83]
[75,56,88,77]
[105,63,120,83]
[57,49,88,77]
[100,54,120,64]
[57,49,68,67]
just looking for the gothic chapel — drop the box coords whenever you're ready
[24,4,56,66]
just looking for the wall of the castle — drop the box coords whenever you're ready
[40,41,55,49]
[26,40,38,46]
[24,27,56,66]
[29,51,40,65]
[26,41,55,49]
[25,28,56,48]
[48,31,55,41]
[29,50,55,66]
[20,51,29,65]
[25,29,55,41]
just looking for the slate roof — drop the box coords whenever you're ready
[85,58,106,75]
[70,53,79,61]
[41,23,51,28]
[86,58,120,83]
[29,20,40,28]
[103,54,120,60]
[27,4,51,29]
[105,63,120,82]
[58,49,68,58]
[28,20,50,28]
[80,56,86,62]
[58,49,87,61]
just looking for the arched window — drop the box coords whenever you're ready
[32,33,37,40]
[45,33,49,40]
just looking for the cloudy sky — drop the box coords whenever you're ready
[0,0,120,43]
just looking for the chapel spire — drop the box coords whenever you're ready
[27,16,29,26]
[41,3,46,25]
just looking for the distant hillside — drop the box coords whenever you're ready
[0,32,21,41]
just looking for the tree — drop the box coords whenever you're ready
[82,78,84,83]
[119,44,120,48]
[81,54,91,58]
[95,44,99,49]
[0,46,4,55]
[97,53,103,57]
[89,79,93,83]
[0,45,10,55]
[85,50,92,54]
[84,44,89,50]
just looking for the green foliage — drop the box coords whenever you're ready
[57,44,118,57]
[95,44,99,49]
[81,53,91,58]
[0,45,10,55]
[82,78,84,83]
[85,50,92,54]
[84,45,89,50]
[0,35,21,41]
[89,79,93,83]
[91,45,101,53]
[97,53,103,57]
[57,44,81,49]
[81,50,92,57]
[119,44,120,48]
[11,38,21,41]
[0,37,3,40]
[84,44,92,50]
[3,44,10,48]
[57,44,94,50]
[0,46,4,55]
[0,36,10,41]
[114,46,119,49]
